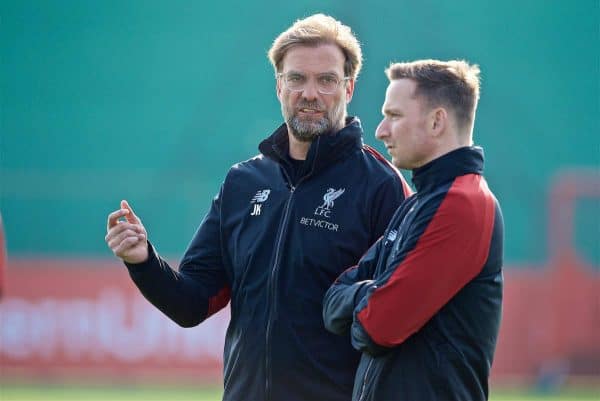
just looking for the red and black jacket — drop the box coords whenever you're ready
[125,117,411,401]
[323,146,503,401]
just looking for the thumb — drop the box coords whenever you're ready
[121,199,141,224]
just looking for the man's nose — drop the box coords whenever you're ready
[375,120,388,139]
[301,79,319,100]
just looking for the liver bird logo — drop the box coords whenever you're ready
[320,188,345,209]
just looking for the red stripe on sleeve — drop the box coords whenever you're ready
[207,286,231,318]
[357,174,496,346]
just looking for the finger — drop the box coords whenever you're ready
[107,209,129,230]
[113,235,140,256]
[108,228,141,250]
[106,221,142,242]
[114,236,143,256]
[108,226,144,247]
[121,200,141,224]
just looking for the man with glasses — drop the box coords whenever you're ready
[105,14,410,401]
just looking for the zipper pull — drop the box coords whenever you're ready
[290,186,295,193]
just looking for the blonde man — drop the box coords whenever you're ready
[324,60,503,401]
[106,14,410,401]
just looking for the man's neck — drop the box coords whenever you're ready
[288,134,311,160]
[286,119,347,160]
[417,132,472,168]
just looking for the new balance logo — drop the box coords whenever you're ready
[387,229,398,242]
[250,189,270,216]
[251,190,271,203]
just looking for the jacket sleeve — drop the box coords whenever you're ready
[322,162,411,337]
[322,238,381,336]
[351,179,497,355]
[126,186,230,328]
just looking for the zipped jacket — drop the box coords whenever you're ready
[323,146,503,401]
[125,117,411,401]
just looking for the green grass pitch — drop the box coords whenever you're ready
[0,384,598,400]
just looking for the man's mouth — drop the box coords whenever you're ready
[298,108,323,114]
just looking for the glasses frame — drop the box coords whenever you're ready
[276,72,350,95]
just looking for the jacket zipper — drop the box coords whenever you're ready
[358,358,374,401]
[265,177,297,401]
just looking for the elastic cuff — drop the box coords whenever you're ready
[123,241,156,273]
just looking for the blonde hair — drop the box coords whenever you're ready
[386,59,481,131]
[268,14,362,80]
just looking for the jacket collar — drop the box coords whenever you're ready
[411,146,485,192]
[258,116,364,177]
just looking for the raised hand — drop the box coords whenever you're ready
[105,200,149,264]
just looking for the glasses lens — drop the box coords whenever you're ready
[317,75,339,94]
[284,73,305,91]
[279,73,345,94]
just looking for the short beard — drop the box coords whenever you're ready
[283,99,346,143]
[288,115,330,142]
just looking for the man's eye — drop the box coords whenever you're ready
[319,76,337,84]
[288,75,305,83]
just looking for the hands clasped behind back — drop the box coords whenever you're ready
[105,199,149,264]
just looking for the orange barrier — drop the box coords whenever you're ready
[0,213,5,299]
[0,259,228,383]
[493,170,600,384]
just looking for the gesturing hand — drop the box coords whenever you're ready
[105,200,149,264]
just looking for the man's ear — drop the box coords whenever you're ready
[345,78,355,103]
[430,107,448,137]
[276,76,283,101]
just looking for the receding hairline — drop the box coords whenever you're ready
[278,42,348,72]
[267,14,363,80]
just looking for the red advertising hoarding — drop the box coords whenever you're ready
[1,259,228,383]
[1,171,598,384]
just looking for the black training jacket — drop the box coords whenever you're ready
[125,117,411,401]
[323,146,504,401]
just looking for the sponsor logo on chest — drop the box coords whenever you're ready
[299,187,345,231]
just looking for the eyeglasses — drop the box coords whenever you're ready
[277,72,350,95]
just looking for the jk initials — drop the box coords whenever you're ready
[251,204,262,216]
